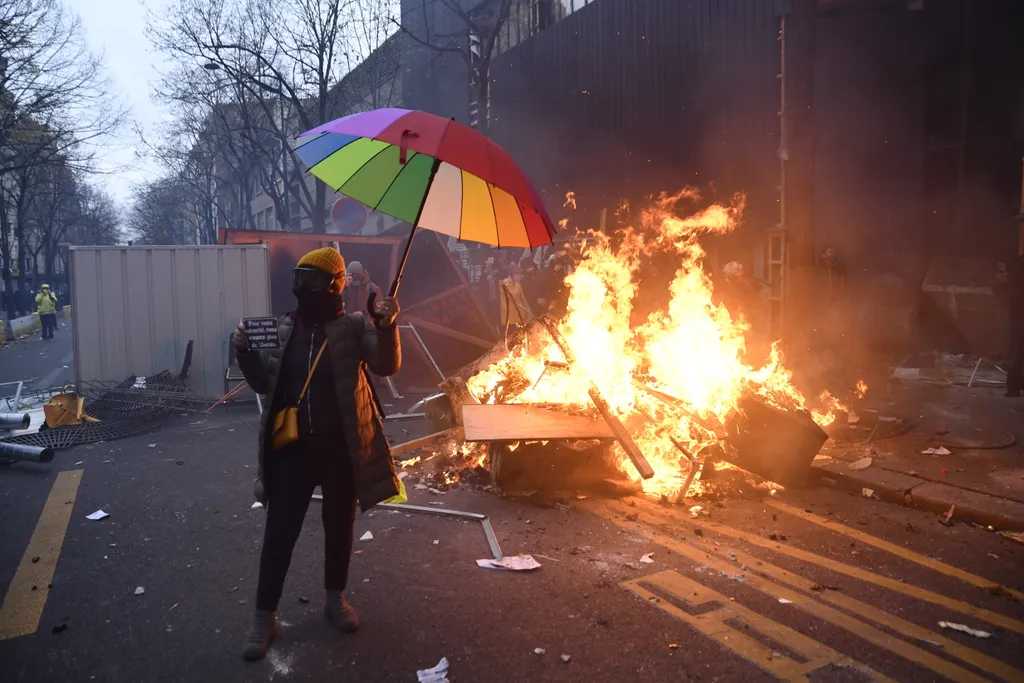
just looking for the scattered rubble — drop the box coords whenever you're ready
[940,505,956,527]
[848,457,872,472]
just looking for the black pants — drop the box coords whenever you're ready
[255,434,357,611]
[41,314,56,339]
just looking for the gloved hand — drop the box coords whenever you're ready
[373,296,400,327]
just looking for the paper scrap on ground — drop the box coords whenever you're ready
[922,446,952,455]
[86,510,109,521]
[533,648,546,655]
[134,586,145,596]
[778,598,792,604]
[560,654,571,663]
[476,554,541,571]
[417,657,450,683]
[861,488,875,499]
[639,553,655,564]
[359,531,373,542]
[250,502,264,509]
[938,621,991,638]
[848,456,873,471]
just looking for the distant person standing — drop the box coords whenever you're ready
[821,247,847,303]
[995,256,1024,397]
[498,264,532,336]
[340,261,381,318]
[35,284,58,340]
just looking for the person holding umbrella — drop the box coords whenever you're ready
[233,247,402,660]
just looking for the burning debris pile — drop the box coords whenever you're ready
[406,190,848,501]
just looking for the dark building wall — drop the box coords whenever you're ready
[397,0,1024,351]
[813,6,928,288]
[922,0,1024,263]
[487,0,782,238]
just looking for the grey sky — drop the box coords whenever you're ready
[66,0,170,207]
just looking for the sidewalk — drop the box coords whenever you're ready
[810,374,1024,530]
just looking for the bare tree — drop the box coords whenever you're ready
[0,0,126,174]
[345,0,402,110]
[397,0,514,135]
[125,177,198,246]
[67,183,121,246]
[24,159,77,283]
[0,0,126,314]
[148,0,360,233]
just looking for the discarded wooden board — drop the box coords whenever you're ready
[462,404,614,442]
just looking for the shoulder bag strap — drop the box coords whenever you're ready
[297,339,328,402]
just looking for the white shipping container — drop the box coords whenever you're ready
[70,245,271,398]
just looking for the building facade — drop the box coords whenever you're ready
[400,0,1024,346]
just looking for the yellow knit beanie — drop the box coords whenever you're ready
[297,247,345,276]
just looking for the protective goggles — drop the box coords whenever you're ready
[293,267,337,292]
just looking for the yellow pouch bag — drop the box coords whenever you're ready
[383,477,408,505]
[271,339,327,451]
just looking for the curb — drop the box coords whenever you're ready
[810,460,1024,531]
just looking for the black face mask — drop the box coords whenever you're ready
[294,286,343,322]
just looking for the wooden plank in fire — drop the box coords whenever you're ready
[462,404,614,442]
[531,316,656,480]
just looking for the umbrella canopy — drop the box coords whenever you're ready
[293,108,556,249]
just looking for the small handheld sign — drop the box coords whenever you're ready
[243,317,281,351]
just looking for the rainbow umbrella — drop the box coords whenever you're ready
[292,108,557,302]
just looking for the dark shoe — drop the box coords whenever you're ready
[242,609,277,660]
[324,591,359,632]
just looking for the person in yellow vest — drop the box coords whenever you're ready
[35,284,58,340]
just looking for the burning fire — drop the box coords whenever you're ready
[855,379,868,399]
[467,189,841,500]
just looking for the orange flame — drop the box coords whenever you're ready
[855,379,868,399]
[467,189,838,500]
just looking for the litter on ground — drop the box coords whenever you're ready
[416,657,450,683]
[476,555,542,571]
[848,457,872,471]
[938,621,992,638]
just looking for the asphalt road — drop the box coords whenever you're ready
[1,407,1023,682]
[0,320,74,401]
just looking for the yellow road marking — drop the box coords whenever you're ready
[0,470,82,640]
[592,500,1024,683]
[625,571,897,683]
[766,500,1024,600]
[601,498,1024,635]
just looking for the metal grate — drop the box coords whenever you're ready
[0,370,201,453]
[1,419,160,450]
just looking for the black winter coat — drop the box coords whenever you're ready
[237,312,402,511]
